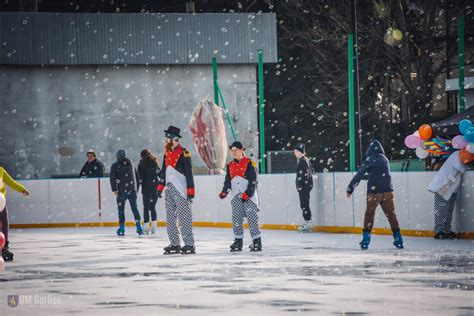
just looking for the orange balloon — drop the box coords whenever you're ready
[418,124,432,141]
[459,148,474,164]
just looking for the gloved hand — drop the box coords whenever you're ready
[219,192,228,199]
[241,192,249,202]
[157,184,165,198]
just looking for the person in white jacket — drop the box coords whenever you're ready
[427,151,468,239]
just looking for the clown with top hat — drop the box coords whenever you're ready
[158,126,196,255]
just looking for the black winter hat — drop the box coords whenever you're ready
[116,149,126,160]
[164,125,182,138]
[294,143,305,154]
[229,141,245,150]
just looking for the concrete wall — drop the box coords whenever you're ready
[6,172,474,233]
[0,64,258,179]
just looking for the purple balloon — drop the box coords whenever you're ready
[405,135,422,149]
[452,135,468,149]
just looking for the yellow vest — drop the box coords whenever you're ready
[0,167,25,198]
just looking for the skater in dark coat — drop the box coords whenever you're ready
[294,143,314,232]
[110,149,143,236]
[346,140,403,250]
[158,126,196,254]
[138,149,161,235]
[79,150,105,178]
[219,141,262,252]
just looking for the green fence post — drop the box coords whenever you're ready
[458,15,465,113]
[258,49,266,174]
[348,35,356,172]
[212,57,219,106]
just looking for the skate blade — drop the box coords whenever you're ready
[181,251,196,255]
[249,248,262,252]
[163,251,181,255]
[230,248,242,252]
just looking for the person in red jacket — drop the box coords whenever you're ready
[158,126,196,254]
[219,141,262,252]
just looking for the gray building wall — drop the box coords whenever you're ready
[0,64,258,179]
[0,12,278,65]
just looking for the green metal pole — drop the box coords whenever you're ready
[457,15,465,113]
[258,49,266,174]
[216,83,237,141]
[212,57,219,106]
[348,35,356,172]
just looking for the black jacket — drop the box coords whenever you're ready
[79,159,105,178]
[138,159,161,195]
[222,157,258,198]
[110,157,140,193]
[296,156,313,190]
[347,140,393,194]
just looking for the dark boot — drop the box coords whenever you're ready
[249,237,262,252]
[446,231,457,239]
[393,229,404,249]
[359,229,371,250]
[163,245,181,255]
[2,241,14,262]
[180,245,196,255]
[230,239,243,252]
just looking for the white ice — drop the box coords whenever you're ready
[1,227,473,315]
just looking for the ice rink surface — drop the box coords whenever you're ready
[0,227,473,315]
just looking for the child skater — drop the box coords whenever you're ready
[346,140,404,250]
[219,141,262,252]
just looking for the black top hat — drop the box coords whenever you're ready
[164,125,182,138]
[229,141,245,150]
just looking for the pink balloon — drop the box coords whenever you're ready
[0,232,5,249]
[452,135,468,149]
[405,135,422,149]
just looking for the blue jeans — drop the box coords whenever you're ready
[117,191,141,224]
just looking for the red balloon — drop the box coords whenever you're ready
[418,124,433,141]
[460,148,474,164]
[0,232,5,249]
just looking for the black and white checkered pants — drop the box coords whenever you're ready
[434,192,457,233]
[165,183,195,247]
[231,195,261,240]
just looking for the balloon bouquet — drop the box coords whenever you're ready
[404,120,474,164]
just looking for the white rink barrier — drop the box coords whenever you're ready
[5,172,474,237]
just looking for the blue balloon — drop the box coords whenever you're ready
[459,119,473,134]
[464,127,474,143]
